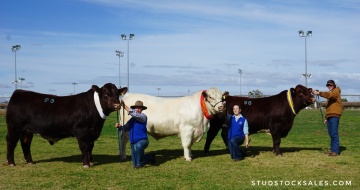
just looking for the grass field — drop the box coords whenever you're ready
[0,109,359,189]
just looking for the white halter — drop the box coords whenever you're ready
[94,92,107,119]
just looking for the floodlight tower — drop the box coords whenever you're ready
[121,34,135,91]
[115,50,124,88]
[298,30,312,87]
[11,45,21,90]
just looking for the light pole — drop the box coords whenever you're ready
[121,34,135,91]
[115,50,124,88]
[298,30,312,87]
[238,69,243,96]
[156,88,161,96]
[72,82,77,95]
[19,77,25,89]
[11,45,21,90]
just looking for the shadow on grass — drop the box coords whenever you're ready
[206,146,328,158]
[33,148,229,167]
[245,146,323,157]
[33,145,332,167]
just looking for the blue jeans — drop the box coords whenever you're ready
[228,135,245,160]
[327,117,340,154]
[131,139,149,167]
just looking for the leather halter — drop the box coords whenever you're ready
[201,91,214,120]
[287,89,297,115]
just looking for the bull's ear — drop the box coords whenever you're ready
[222,91,229,100]
[119,87,128,95]
[290,88,296,96]
[92,85,100,92]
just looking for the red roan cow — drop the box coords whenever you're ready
[6,83,127,167]
[205,84,315,156]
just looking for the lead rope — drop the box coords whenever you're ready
[117,98,126,162]
[316,94,324,121]
[116,110,123,162]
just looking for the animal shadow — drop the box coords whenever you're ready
[34,148,230,167]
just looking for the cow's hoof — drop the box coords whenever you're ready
[90,162,94,166]
[83,165,90,168]
[9,163,15,167]
[185,158,192,161]
[276,154,283,157]
[26,162,34,165]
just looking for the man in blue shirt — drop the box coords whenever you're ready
[227,105,249,161]
[116,100,155,169]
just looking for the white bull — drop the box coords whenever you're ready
[119,87,226,161]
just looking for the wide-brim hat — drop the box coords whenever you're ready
[130,100,147,110]
[326,79,336,87]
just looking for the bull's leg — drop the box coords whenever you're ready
[76,137,91,168]
[220,127,228,149]
[89,142,94,166]
[6,131,20,166]
[20,131,34,164]
[271,134,282,156]
[204,123,222,153]
[180,126,194,161]
[80,145,91,168]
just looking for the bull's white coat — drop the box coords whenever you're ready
[119,87,224,161]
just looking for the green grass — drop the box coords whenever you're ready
[0,110,359,189]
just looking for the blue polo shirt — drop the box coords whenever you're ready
[227,114,249,139]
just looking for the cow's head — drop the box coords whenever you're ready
[92,83,128,116]
[291,84,315,108]
[202,87,228,114]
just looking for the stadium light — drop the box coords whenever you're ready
[11,45,21,90]
[19,77,25,89]
[121,34,135,91]
[238,69,243,96]
[72,82,77,95]
[298,30,312,87]
[115,50,124,88]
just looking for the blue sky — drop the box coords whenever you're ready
[1,0,359,100]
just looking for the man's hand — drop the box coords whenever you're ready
[115,123,122,128]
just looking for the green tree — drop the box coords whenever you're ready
[248,89,263,98]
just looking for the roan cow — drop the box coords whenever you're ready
[6,83,127,167]
[119,87,228,161]
[204,84,315,156]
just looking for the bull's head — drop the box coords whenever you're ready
[291,84,315,107]
[92,83,128,116]
[202,88,228,114]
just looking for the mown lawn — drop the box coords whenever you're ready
[0,109,359,189]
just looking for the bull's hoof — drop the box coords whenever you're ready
[83,165,90,168]
[185,158,192,161]
[276,154,283,157]
[90,162,94,166]
[26,162,34,165]
[9,163,15,167]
